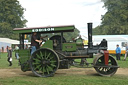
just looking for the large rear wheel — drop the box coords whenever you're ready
[93,55,118,76]
[30,48,59,77]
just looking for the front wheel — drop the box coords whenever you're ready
[93,55,118,76]
[30,48,59,77]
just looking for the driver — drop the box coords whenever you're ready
[31,32,47,55]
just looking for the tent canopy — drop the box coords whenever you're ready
[0,38,19,44]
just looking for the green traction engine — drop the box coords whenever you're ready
[13,23,119,77]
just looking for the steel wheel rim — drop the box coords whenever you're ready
[30,48,59,77]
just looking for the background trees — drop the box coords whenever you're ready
[0,0,80,40]
[0,0,27,39]
[64,28,80,42]
[93,0,128,35]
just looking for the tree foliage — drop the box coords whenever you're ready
[51,28,80,42]
[93,0,128,35]
[0,0,27,39]
[64,28,80,42]
[92,26,101,35]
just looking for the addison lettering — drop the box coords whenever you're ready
[32,28,54,32]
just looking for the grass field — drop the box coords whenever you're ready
[0,52,128,85]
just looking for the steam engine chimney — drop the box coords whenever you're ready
[87,23,93,49]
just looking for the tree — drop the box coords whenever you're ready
[92,25,101,35]
[0,0,27,39]
[64,28,80,42]
[93,0,128,35]
[52,28,80,42]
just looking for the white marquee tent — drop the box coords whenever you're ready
[93,35,128,51]
[0,38,19,52]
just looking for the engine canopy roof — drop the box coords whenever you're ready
[13,25,75,34]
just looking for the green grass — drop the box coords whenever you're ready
[0,52,128,85]
[0,52,20,69]
[0,73,128,85]
[114,56,128,68]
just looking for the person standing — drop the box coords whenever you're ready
[7,47,12,66]
[15,45,19,59]
[124,44,128,61]
[2,47,4,53]
[6,46,9,53]
[115,44,121,60]
[31,32,42,55]
[31,32,48,55]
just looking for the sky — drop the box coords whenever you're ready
[18,0,107,35]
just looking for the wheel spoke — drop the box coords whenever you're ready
[107,68,110,71]
[33,58,41,63]
[50,64,56,67]
[104,68,107,72]
[42,66,46,73]
[47,65,53,71]
[36,54,41,59]
[50,60,56,63]
[45,50,47,59]
[49,55,54,60]
[46,52,51,59]
[38,67,43,73]
[40,51,44,59]
[46,67,50,74]
[101,68,103,71]
[99,67,101,70]
[33,62,40,65]
[34,65,41,70]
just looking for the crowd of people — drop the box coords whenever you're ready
[115,43,128,61]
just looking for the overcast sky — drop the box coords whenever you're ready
[18,0,107,35]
